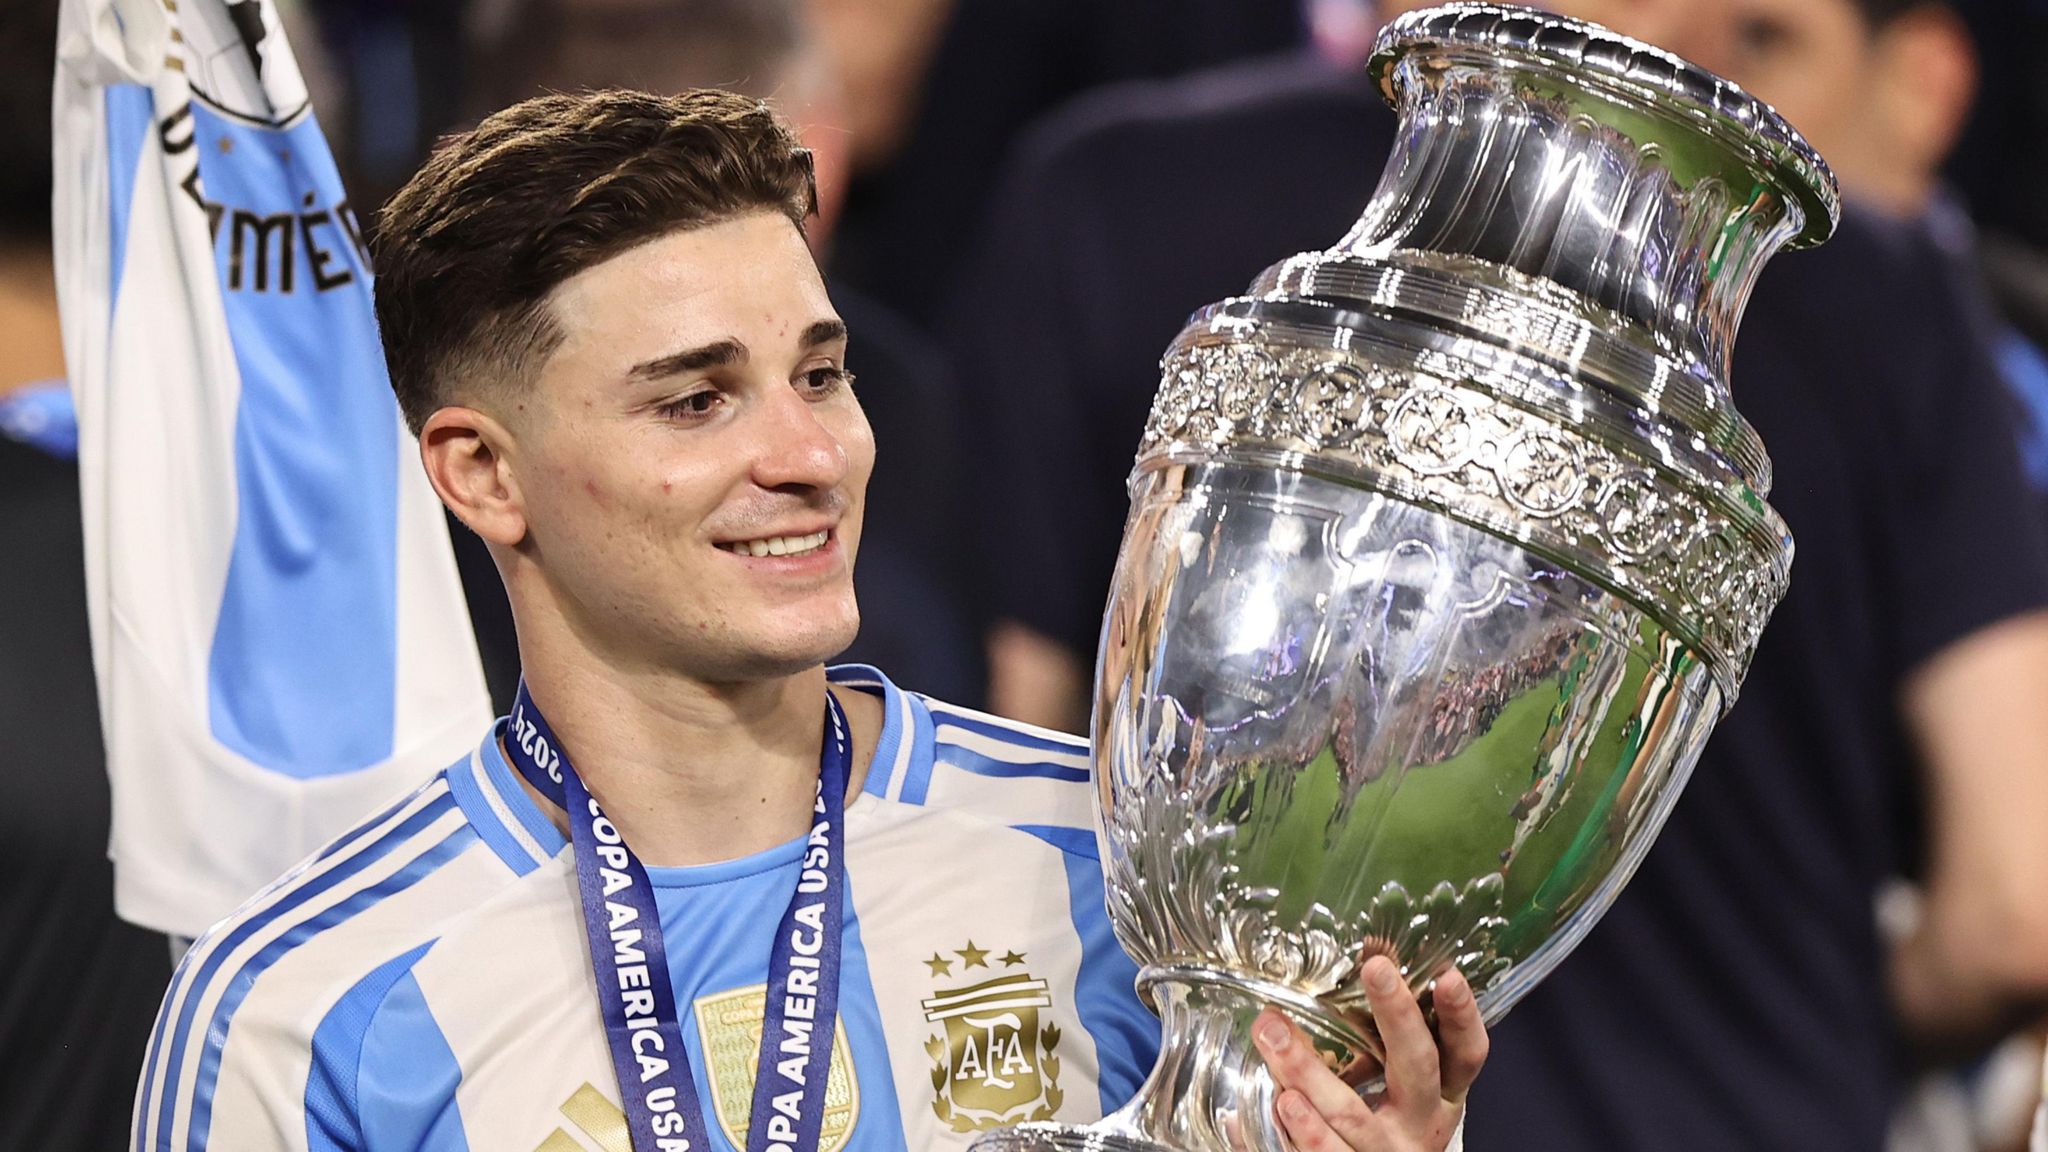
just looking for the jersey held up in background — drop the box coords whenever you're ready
[51,0,490,937]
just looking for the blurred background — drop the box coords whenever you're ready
[9,0,2048,1148]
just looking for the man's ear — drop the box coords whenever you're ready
[1871,5,1978,207]
[420,406,528,548]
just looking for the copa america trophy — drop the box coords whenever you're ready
[974,5,1839,1151]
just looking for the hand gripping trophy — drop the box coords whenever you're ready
[975,5,1839,1152]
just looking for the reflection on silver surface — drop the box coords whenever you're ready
[973,6,1836,1151]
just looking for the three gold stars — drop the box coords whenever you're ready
[927,942,1029,978]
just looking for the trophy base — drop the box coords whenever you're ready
[969,1122,1172,1152]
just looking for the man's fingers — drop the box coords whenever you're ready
[1432,967,1488,1104]
[1274,1086,1385,1152]
[1362,955,1442,1113]
[1252,1009,1383,1149]
[1335,1045,1385,1089]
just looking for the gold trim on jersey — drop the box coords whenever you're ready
[533,1083,631,1152]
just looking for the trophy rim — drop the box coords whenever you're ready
[1367,2,1841,250]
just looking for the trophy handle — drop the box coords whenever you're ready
[972,968,1378,1152]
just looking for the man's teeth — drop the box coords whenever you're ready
[720,531,829,558]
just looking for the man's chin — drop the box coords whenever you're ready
[715,618,863,682]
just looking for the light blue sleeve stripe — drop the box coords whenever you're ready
[356,972,471,1152]
[935,747,1090,784]
[1059,851,1156,1113]
[306,942,437,1151]
[103,83,153,312]
[1014,825,1098,857]
[197,103,400,779]
[925,705,1088,758]
[186,827,476,1152]
[177,820,476,1152]
[143,788,458,1152]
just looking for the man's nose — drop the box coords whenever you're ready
[750,384,849,492]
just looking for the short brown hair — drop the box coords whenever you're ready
[372,88,817,432]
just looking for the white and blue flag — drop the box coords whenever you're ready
[52,0,491,938]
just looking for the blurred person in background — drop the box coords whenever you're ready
[823,0,1306,327]
[1563,0,2048,514]
[0,0,173,1145]
[946,1,2048,1149]
[1556,5,2048,1148]
[1945,0,2048,358]
[453,0,984,706]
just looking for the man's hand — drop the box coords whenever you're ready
[1252,957,1487,1152]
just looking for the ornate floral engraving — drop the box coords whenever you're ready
[1495,429,1585,516]
[1104,780,1517,1018]
[1387,386,1478,474]
[1141,338,1788,687]
[1598,475,1679,561]
[1290,365,1373,449]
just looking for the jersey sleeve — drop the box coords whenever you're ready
[919,696,1099,844]
[301,944,440,1152]
[128,773,487,1152]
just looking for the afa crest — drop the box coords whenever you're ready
[921,941,1065,1132]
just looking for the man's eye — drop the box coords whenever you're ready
[658,391,722,420]
[802,367,853,395]
[1734,17,1793,62]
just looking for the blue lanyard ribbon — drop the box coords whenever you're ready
[506,680,850,1152]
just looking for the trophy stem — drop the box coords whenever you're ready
[970,967,1371,1152]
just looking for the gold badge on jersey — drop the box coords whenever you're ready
[694,983,861,1152]
[921,940,1065,1132]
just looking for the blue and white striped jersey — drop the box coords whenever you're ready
[54,0,490,938]
[134,667,1160,1152]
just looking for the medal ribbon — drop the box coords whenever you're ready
[506,680,849,1152]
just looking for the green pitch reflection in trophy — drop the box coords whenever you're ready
[973,5,1839,1152]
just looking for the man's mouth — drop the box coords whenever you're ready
[715,530,831,558]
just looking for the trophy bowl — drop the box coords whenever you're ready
[975,5,1837,1151]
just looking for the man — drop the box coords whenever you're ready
[946,3,2048,1149]
[134,90,1486,1152]
[455,0,986,707]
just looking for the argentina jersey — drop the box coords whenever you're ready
[53,0,490,938]
[135,667,1161,1152]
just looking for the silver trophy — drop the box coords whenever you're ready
[974,5,1838,1152]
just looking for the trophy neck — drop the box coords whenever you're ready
[1336,6,1834,394]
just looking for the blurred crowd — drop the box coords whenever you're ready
[10,0,2048,1148]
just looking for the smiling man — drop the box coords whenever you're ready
[132,90,1486,1152]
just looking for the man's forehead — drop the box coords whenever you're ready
[549,214,831,340]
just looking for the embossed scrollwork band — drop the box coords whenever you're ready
[1139,336,1790,693]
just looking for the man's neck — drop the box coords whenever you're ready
[510,645,881,868]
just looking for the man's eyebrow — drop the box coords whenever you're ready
[801,319,848,348]
[628,339,748,380]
